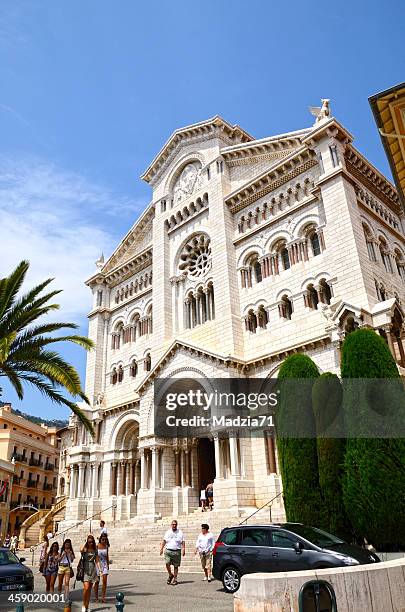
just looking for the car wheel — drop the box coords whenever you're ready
[222,566,241,593]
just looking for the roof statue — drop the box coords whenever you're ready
[95,253,105,269]
[309,99,331,125]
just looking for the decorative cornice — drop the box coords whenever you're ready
[225,146,317,213]
[345,146,400,213]
[103,247,153,288]
[136,335,331,394]
[141,116,253,184]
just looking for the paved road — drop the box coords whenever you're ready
[0,569,233,612]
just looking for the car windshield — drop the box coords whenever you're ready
[0,550,20,566]
[285,525,345,547]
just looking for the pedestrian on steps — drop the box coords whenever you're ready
[57,538,75,601]
[93,533,110,604]
[194,524,215,582]
[160,519,185,586]
[43,541,59,593]
[80,534,102,612]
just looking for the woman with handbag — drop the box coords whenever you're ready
[39,535,49,575]
[80,534,102,612]
[43,541,59,593]
[57,539,75,601]
[93,533,110,604]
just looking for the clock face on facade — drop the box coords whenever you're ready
[174,162,202,202]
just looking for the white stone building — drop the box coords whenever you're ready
[61,109,405,526]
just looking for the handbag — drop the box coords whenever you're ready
[67,554,74,579]
[75,554,85,582]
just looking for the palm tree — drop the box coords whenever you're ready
[0,260,94,432]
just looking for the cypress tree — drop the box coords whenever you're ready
[276,353,325,525]
[341,328,405,549]
[312,373,352,539]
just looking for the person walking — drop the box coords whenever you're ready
[205,483,214,510]
[4,533,10,548]
[80,534,102,612]
[43,541,59,593]
[39,535,49,574]
[9,533,18,553]
[160,520,185,586]
[194,524,215,582]
[57,539,75,601]
[99,520,107,538]
[93,533,109,603]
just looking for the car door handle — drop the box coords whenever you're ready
[272,553,279,558]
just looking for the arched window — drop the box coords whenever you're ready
[184,283,215,329]
[363,225,376,262]
[280,246,290,270]
[318,279,332,305]
[117,365,124,383]
[257,305,268,329]
[379,238,393,273]
[245,309,258,333]
[309,231,321,256]
[394,249,405,280]
[130,360,138,378]
[144,353,151,372]
[111,368,118,385]
[279,295,293,320]
[306,284,319,310]
[253,259,263,283]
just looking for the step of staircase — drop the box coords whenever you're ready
[23,507,284,572]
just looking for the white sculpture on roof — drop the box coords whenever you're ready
[309,99,331,125]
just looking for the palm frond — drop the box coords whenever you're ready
[0,363,24,399]
[0,260,29,320]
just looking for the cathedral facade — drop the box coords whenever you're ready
[60,109,405,525]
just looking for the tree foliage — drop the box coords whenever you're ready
[0,261,94,433]
[277,354,324,525]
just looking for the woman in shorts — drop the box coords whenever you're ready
[94,533,110,603]
[43,541,59,593]
[80,534,102,612]
[57,538,75,601]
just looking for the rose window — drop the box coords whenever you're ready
[179,235,211,278]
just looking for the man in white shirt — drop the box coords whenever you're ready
[99,520,108,538]
[160,519,185,585]
[194,523,215,582]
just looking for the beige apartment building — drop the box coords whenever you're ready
[0,457,14,541]
[0,403,59,535]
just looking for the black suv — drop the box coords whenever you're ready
[212,523,380,593]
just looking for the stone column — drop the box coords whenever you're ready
[174,450,181,486]
[140,450,147,489]
[69,466,75,499]
[213,436,221,479]
[77,463,85,498]
[110,463,117,496]
[151,448,159,489]
[91,464,98,497]
[229,436,240,477]
[184,449,191,486]
[119,461,126,495]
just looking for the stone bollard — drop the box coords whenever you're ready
[115,592,125,611]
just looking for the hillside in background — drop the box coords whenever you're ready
[0,401,68,429]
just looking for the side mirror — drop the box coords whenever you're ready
[19,558,25,563]
[293,542,303,554]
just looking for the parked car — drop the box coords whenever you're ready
[212,523,380,593]
[0,548,34,592]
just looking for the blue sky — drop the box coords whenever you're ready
[1,0,404,420]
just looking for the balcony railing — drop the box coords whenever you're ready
[29,459,43,468]
[10,501,20,509]
[27,480,38,488]
[12,454,27,463]
[43,483,53,491]
[12,476,20,484]
[44,463,55,471]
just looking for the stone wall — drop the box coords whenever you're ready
[234,558,405,612]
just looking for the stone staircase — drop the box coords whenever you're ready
[24,504,284,573]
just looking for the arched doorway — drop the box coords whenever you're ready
[197,438,215,494]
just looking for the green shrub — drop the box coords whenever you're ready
[276,354,325,525]
[312,373,352,539]
[341,328,405,549]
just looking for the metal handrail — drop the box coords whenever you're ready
[29,501,117,560]
[239,490,283,525]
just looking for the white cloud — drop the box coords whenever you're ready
[0,155,145,321]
